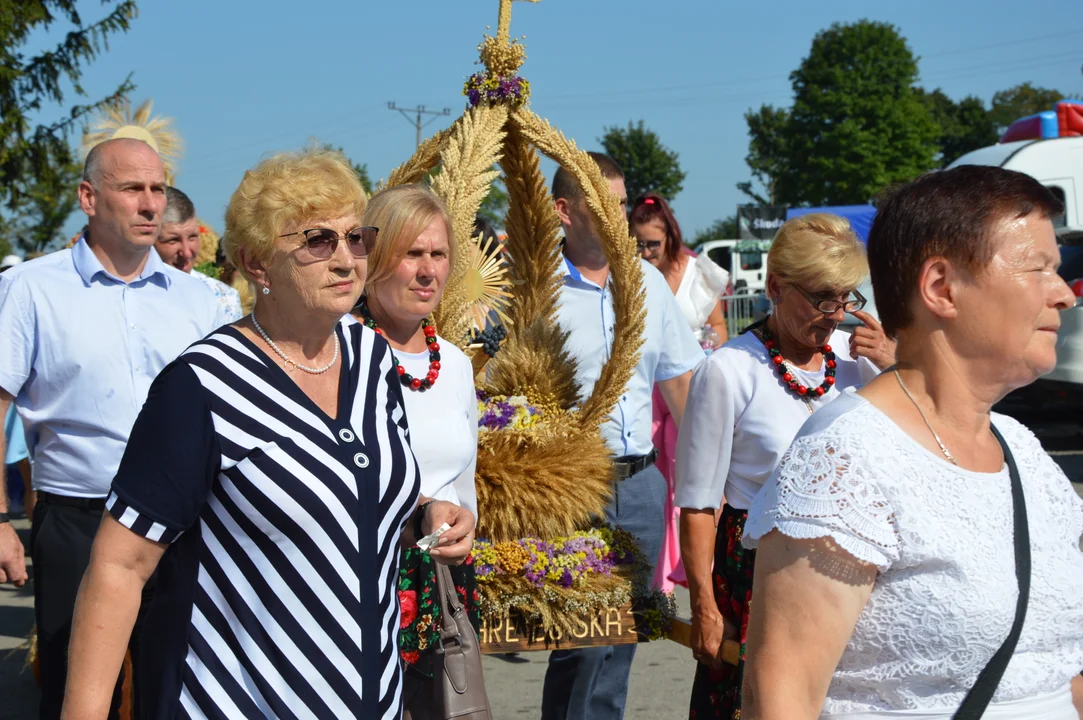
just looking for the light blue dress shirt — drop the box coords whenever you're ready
[4,405,28,465]
[0,238,230,497]
[555,256,703,457]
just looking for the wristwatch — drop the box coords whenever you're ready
[413,500,436,541]
[0,512,10,525]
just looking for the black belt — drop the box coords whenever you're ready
[38,491,107,512]
[612,449,658,481]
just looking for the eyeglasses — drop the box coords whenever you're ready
[793,285,866,315]
[279,226,379,259]
[636,240,662,252]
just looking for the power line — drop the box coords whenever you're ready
[543,52,1081,113]
[181,122,401,182]
[921,28,1083,59]
[184,104,386,164]
[387,102,452,148]
[543,27,1083,105]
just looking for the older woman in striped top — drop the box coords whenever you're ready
[62,148,475,720]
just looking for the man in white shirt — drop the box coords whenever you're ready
[541,153,703,719]
[156,186,243,321]
[0,138,229,719]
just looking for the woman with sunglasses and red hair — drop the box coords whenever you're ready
[631,194,730,347]
[630,194,730,593]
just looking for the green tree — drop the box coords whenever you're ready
[1,1,137,252]
[599,120,686,202]
[739,106,790,204]
[989,82,1066,135]
[918,88,998,167]
[742,20,939,206]
[477,176,508,227]
[691,216,738,247]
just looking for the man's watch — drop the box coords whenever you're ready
[0,512,10,525]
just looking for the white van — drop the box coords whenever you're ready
[949,136,1083,398]
[949,137,1083,233]
[693,239,770,294]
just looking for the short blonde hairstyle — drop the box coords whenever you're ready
[362,184,455,290]
[224,147,367,281]
[767,213,868,292]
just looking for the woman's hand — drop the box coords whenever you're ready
[849,310,896,371]
[423,500,476,565]
[690,608,736,669]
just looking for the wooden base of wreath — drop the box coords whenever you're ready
[665,616,692,649]
[479,602,643,653]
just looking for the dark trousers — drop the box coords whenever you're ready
[31,496,153,720]
[541,463,667,720]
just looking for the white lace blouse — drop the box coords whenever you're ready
[744,389,1083,716]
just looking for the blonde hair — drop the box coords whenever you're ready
[362,184,455,290]
[224,147,368,281]
[767,213,868,292]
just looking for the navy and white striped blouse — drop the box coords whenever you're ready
[108,318,420,719]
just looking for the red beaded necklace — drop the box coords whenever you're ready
[358,300,442,392]
[753,318,836,400]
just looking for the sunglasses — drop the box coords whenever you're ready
[279,226,379,259]
[636,240,663,252]
[793,285,867,315]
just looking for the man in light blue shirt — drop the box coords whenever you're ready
[542,153,703,720]
[0,137,229,718]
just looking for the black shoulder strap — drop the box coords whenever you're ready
[952,424,1031,719]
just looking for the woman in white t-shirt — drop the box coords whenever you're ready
[742,166,1083,719]
[631,193,730,592]
[674,214,895,719]
[351,184,480,714]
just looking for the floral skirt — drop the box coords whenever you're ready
[397,546,480,678]
[689,504,755,720]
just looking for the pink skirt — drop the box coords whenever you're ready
[651,387,685,591]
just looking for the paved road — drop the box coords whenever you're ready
[4,469,1081,719]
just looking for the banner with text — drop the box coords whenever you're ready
[737,204,788,241]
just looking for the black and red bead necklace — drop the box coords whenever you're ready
[755,318,836,401]
[357,299,442,392]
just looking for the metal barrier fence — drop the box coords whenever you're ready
[721,292,768,339]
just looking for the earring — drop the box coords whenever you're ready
[262,286,270,295]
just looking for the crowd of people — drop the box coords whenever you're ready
[0,135,1081,720]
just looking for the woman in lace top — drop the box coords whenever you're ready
[674,214,895,720]
[742,166,1083,719]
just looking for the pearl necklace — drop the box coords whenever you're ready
[251,313,339,375]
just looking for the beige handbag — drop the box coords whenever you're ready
[405,562,491,720]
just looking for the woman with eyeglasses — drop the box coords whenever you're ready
[629,193,730,592]
[674,213,895,720]
[349,184,483,717]
[62,149,475,719]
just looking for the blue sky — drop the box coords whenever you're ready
[38,0,1083,241]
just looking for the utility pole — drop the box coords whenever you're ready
[387,102,452,148]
